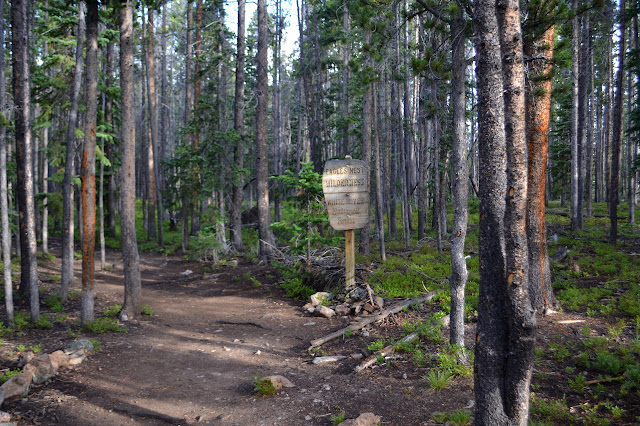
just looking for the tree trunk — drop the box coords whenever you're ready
[627,20,636,224]
[0,0,13,323]
[13,0,39,320]
[146,8,163,246]
[570,0,582,231]
[105,41,117,238]
[372,82,386,262]
[257,0,275,259]
[358,27,373,257]
[231,0,246,252]
[473,0,536,422]
[525,23,559,314]
[190,0,202,236]
[119,0,142,321]
[577,13,589,220]
[61,1,85,301]
[160,4,168,197]
[182,0,193,253]
[449,6,468,348]
[499,1,536,419]
[81,0,98,324]
[585,21,594,219]
[609,0,626,244]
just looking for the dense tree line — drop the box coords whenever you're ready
[0,0,637,423]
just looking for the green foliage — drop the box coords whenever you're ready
[33,316,53,329]
[89,339,102,351]
[103,304,122,318]
[431,409,472,425]
[530,395,574,423]
[16,344,26,352]
[0,369,22,384]
[367,339,385,352]
[30,344,42,354]
[44,293,64,313]
[12,312,30,331]
[253,376,277,396]
[424,369,452,390]
[273,262,317,300]
[548,342,570,362]
[141,304,155,316]
[84,317,127,334]
[270,162,342,255]
[67,290,82,300]
[330,411,346,425]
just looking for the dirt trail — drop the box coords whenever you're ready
[8,249,471,425]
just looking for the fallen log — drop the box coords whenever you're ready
[308,291,437,350]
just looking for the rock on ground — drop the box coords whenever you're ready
[310,292,333,306]
[313,306,335,318]
[0,370,33,406]
[342,412,381,426]
[265,375,295,391]
[23,355,57,384]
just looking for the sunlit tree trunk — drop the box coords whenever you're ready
[119,0,142,321]
[525,22,559,314]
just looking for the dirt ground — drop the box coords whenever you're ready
[0,247,475,425]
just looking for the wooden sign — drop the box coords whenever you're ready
[322,158,369,231]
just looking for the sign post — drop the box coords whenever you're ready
[322,156,369,287]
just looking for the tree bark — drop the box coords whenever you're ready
[257,0,275,259]
[105,41,117,238]
[231,0,246,252]
[119,0,142,321]
[0,0,13,323]
[372,82,386,262]
[473,0,536,422]
[577,13,589,220]
[524,21,559,314]
[499,0,536,420]
[609,0,626,244]
[146,8,163,246]
[81,0,98,324]
[61,1,86,301]
[182,0,193,253]
[449,5,468,348]
[13,0,39,320]
[570,0,582,230]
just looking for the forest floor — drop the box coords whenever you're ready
[0,241,638,424]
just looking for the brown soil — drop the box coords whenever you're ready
[1,247,472,425]
[2,246,638,425]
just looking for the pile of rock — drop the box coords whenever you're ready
[0,338,95,421]
[301,285,385,319]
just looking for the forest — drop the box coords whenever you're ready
[0,0,638,424]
